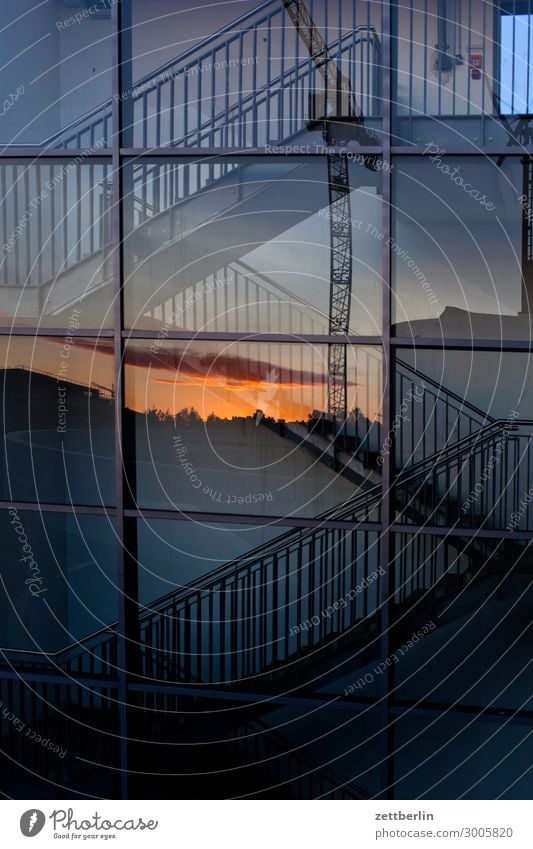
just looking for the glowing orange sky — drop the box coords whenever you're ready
[0,338,379,423]
[147,370,325,420]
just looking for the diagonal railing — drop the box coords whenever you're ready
[2,412,531,795]
[395,356,495,465]
[228,717,371,799]
[3,419,524,687]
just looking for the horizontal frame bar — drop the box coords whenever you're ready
[125,508,382,531]
[391,523,533,540]
[2,146,533,160]
[2,502,533,540]
[1,331,533,351]
[0,328,114,337]
[1,331,530,349]
[0,501,116,516]
[123,331,384,345]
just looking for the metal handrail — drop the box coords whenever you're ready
[32,3,381,149]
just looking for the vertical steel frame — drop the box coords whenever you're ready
[380,0,394,801]
[4,0,533,801]
[112,0,135,800]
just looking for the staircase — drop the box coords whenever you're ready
[3,419,529,690]
[41,0,382,151]
[1,386,530,796]
[1,1,528,798]
[2,0,382,328]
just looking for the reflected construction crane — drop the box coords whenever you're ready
[501,119,533,314]
[282,0,379,437]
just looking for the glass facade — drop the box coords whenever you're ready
[1,0,533,802]
[0,1,113,147]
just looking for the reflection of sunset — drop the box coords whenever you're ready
[124,341,340,421]
[149,372,340,421]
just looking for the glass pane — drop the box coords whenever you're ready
[393,0,530,148]
[123,156,383,335]
[0,1,112,148]
[0,337,115,506]
[394,349,533,530]
[136,517,382,693]
[131,696,383,799]
[392,534,533,713]
[138,518,284,603]
[392,156,532,340]
[0,159,114,329]
[132,693,385,800]
[0,511,117,653]
[124,340,383,519]
[227,705,384,799]
[394,712,533,799]
[122,0,383,148]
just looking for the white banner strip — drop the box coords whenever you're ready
[3,800,533,848]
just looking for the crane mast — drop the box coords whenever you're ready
[282,0,378,435]
[490,83,533,313]
[283,0,360,122]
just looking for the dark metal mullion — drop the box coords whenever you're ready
[0,500,116,515]
[392,337,533,352]
[0,327,114,336]
[123,507,382,532]
[115,146,533,157]
[122,330,383,344]
[4,328,533,352]
[10,507,527,543]
[112,0,132,801]
[6,146,533,159]
[0,503,529,539]
[380,0,394,802]
[0,149,114,158]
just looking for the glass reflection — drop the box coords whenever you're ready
[136,517,382,692]
[394,349,533,530]
[123,157,383,334]
[392,534,533,714]
[0,160,114,329]
[394,713,533,799]
[122,0,383,148]
[392,0,532,148]
[0,511,117,653]
[124,340,383,518]
[0,1,112,147]
[0,337,115,505]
